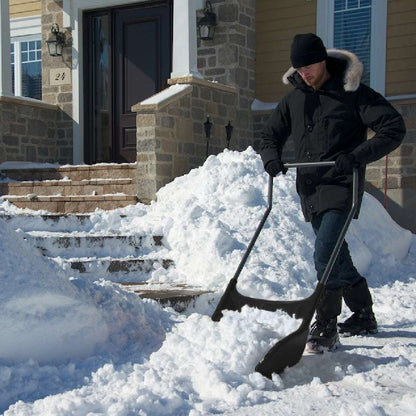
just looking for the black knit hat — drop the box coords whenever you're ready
[290,33,328,68]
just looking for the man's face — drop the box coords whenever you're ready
[296,61,328,90]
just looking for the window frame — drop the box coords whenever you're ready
[317,0,387,95]
[10,16,42,99]
[11,34,42,98]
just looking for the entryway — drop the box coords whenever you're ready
[83,1,172,164]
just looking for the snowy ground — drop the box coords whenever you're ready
[0,148,415,415]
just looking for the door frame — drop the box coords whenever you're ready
[82,0,172,164]
[69,0,175,164]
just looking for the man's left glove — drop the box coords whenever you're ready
[264,159,288,177]
[335,153,359,174]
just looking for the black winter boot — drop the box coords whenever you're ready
[306,318,339,353]
[338,307,378,336]
[306,288,342,353]
[340,278,378,336]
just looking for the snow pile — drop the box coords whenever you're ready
[0,148,415,415]
[0,219,167,365]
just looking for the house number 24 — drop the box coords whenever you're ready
[55,72,66,81]
[50,68,71,86]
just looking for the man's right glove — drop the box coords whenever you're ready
[264,159,288,177]
[335,153,359,174]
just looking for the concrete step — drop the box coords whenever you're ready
[24,232,164,258]
[2,211,209,313]
[1,163,138,182]
[120,282,213,312]
[67,257,174,274]
[1,178,137,197]
[3,194,138,213]
[0,163,140,213]
[0,212,97,232]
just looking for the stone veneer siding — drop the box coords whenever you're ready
[0,96,62,163]
[132,76,237,202]
[197,0,256,151]
[365,99,416,232]
[41,0,73,162]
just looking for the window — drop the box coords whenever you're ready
[317,0,387,94]
[11,37,42,100]
[334,0,372,85]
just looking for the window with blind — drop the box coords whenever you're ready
[317,0,386,94]
[333,0,372,85]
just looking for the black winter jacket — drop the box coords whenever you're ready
[260,49,406,221]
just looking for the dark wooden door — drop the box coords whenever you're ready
[84,1,172,164]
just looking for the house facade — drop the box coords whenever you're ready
[0,0,415,232]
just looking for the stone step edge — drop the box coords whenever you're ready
[119,282,213,300]
[3,178,136,187]
[4,194,138,202]
[26,233,163,244]
[1,163,137,178]
[68,258,174,273]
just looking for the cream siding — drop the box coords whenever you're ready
[10,0,41,19]
[255,0,316,102]
[386,0,416,96]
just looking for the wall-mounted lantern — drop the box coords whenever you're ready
[204,116,213,157]
[225,121,234,149]
[46,23,66,57]
[197,1,217,41]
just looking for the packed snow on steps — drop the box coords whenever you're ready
[0,147,415,416]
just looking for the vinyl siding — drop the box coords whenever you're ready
[255,0,316,102]
[386,0,416,96]
[9,0,41,19]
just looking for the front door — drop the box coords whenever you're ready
[83,1,172,163]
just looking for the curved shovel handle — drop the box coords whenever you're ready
[275,161,359,286]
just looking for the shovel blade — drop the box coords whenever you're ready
[254,284,325,378]
[255,319,311,378]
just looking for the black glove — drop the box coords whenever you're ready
[264,159,288,177]
[335,153,359,174]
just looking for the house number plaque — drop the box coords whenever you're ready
[50,68,71,86]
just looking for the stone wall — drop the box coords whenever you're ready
[365,99,416,232]
[0,95,62,163]
[197,0,256,151]
[132,76,237,202]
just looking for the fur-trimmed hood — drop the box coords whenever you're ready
[282,49,363,92]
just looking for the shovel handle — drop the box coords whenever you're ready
[277,161,359,286]
[231,161,358,285]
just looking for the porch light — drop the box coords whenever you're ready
[204,116,213,157]
[197,1,217,41]
[225,121,233,149]
[46,23,66,57]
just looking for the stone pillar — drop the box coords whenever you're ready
[42,0,73,163]
[133,77,237,202]
[197,0,256,151]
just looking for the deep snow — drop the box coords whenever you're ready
[0,148,415,415]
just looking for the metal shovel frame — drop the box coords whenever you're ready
[211,161,359,378]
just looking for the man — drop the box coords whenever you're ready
[260,33,406,352]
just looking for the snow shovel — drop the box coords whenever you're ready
[211,161,359,378]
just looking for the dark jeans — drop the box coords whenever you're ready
[311,210,363,291]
